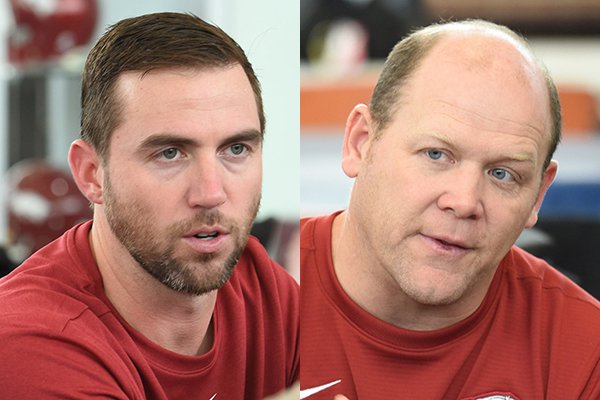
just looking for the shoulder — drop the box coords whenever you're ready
[0,221,112,351]
[505,246,600,307]
[300,216,317,246]
[301,212,339,250]
[0,257,134,398]
[0,303,138,399]
[503,246,600,342]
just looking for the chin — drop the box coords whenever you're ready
[410,292,461,306]
[403,279,468,306]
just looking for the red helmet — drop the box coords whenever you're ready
[5,159,92,261]
[9,0,98,64]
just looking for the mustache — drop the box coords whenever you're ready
[166,194,261,238]
[169,209,233,235]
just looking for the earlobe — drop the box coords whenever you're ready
[68,139,105,205]
[525,160,558,228]
[341,104,374,178]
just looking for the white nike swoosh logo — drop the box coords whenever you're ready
[209,394,217,400]
[300,380,342,399]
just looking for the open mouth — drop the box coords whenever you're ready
[193,232,219,241]
[183,227,228,253]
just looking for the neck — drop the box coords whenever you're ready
[89,216,216,356]
[331,211,488,331]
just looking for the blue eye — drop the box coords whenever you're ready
[162,148,179,160]
[230,144,246,155]
[426,149,444,160]
[490,168,513,181]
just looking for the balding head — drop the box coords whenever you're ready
[369,20,561,170]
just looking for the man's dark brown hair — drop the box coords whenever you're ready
[81,12,264,161]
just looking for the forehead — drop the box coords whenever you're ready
[425,24,536,66]
[389,34,552,157]
[116,65,257,115]
[111,65,260,144]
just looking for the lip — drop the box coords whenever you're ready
[185,225,228,237]
[182,226,230,254]
[419,233,474,255]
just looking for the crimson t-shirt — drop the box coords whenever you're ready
[300,212,600,399]
[0,221,299,399]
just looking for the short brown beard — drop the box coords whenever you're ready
[103,173,260,296]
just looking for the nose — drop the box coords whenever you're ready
[187,157,227,209]
[436,166,484,220]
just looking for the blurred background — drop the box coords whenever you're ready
[301,0,600,298]
[0,0,300,280]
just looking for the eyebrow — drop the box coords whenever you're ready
[426,131,536,165]
[137,129,263,153]
[428,131,458,149]
[220,129,263,147]
[506,152,535,163]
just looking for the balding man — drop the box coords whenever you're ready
[300,20,600,399]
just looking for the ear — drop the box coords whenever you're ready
[341,104,374,178]
[525,160,558,228]
[68,139,105,205]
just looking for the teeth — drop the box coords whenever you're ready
[194,232,218,240]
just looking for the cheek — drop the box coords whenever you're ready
[364,165,436,217]
[126,187,162,219]
[481,191,538,246]
[243,161,262,189]
[114,172,182,221]
[354,170,413,235]
[225,166,262,201]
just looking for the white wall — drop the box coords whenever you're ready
[216,0,300,221]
